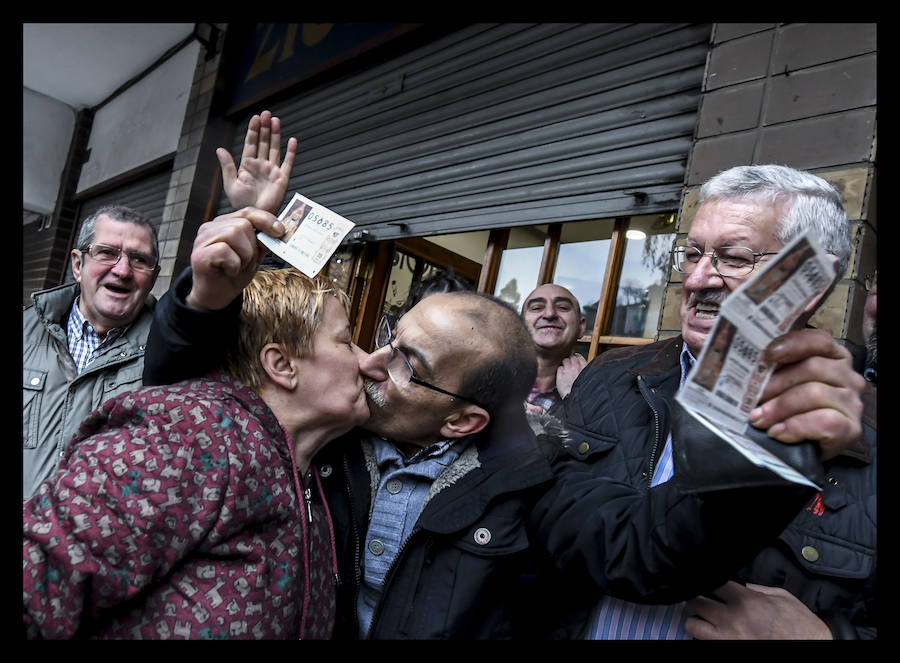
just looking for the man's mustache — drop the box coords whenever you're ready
[363,377,385,408]
[688,288,728,306]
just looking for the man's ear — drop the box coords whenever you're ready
[578,316,587,338]
[71,249,84,283]
[147,266,160,291]
[440,404,490,439]
[259,343,298,390]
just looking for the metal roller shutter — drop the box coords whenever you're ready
[76,166,172,235]
[220,23,711,240]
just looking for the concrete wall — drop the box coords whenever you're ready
[151,37,229,299]
[76,41,200,194]
[661,23,877,347]
[23,88,75,215]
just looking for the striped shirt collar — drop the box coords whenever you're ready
[680,342,697,385]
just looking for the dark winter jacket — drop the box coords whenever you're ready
[559,334,876,639]
[317,409,557,640]
[310,392,816,639]
[143,269,823,639]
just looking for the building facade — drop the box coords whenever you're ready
[25,23,877,357]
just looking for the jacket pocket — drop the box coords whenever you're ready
[780,526,874,581]
[101,363,144,402]
[23,369,47,449]
[453,514,530,556]
[560,427,618,460]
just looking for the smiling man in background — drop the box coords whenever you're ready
[22,205,159,500]
[521,283,587,416]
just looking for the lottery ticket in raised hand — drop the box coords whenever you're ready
[258,192,355,277]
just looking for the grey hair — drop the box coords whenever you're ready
[75,205,159,258]
[699,165,852,276]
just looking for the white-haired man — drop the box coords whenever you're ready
[563,164,874,640]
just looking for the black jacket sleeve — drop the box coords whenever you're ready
[142,267,243,386]
[530,455,814,605]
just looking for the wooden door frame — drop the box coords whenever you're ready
[351,236,483,351]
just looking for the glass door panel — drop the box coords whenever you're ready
[493,225,548,311]
[608,214,677,338]
[554,219,616,335]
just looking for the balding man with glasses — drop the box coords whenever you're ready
[22,205,159,500]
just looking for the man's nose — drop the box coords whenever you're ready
[539,307,558,320]
[355,344,389,381]
[683,255,723,290]
[110,254,135,277]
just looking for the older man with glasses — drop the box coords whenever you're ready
[562,164,875,640]
[22,204,160,500]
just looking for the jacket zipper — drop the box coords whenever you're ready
[303,481,314,524]
[343,452,364,634]
[638,375,663,489]
[286,435,311,640]
[71,337,143,384]
[56,346,144,465]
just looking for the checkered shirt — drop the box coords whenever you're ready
[66,297,128,374]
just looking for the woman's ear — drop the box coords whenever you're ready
[259,343,298,390]
[439,404,490,439]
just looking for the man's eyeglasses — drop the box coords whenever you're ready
[671,245,778,278]
[81,243,159,273]
[375,314,482,408]
[865,271,877,292]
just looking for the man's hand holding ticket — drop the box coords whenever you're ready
[675,230,838,489]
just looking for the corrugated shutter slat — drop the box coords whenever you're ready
[76,167,171,232]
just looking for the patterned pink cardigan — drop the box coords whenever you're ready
[24,374,338,640]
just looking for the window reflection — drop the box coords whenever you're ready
[554,220,614,335]
[494,226,547,310]
[492,213,677,345]
[325,247,354,293]
[608,214,677,338]
[384,249,476,317]
[384,250,439,316]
